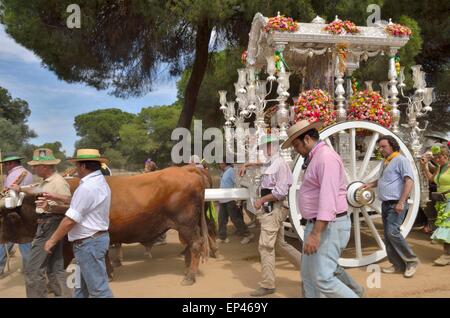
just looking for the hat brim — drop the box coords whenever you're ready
[281,121,324,149]
[0,156,25,163]
[67,157,109,164]
[27,159,61,166]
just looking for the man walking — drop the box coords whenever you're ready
[240,135,301,297]
[0,153,33,277]
[282,120,363,298]
[44,149,113,298]
[361,135,419,278]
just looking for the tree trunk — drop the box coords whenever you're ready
[177,19,213,129]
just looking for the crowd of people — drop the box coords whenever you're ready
[0,127,449,298]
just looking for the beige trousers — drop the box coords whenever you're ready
[257,202,301,289]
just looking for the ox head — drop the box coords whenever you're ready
[0,194,38,244]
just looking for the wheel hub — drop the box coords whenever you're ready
[347,181,375,208]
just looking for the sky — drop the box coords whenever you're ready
[0,25,178,156]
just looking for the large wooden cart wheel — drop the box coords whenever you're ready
[288,121,420,267]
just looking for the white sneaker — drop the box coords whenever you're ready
[217,238,230,244]
[404,263,418,278]
[381,265,397,274]
[240,234,254,245]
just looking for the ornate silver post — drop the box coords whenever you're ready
[274,42,292,163]
[335,53,346,122]
[388,47,400,133]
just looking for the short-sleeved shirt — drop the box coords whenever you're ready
[377,154,414,201]
[65,170,111,241]
[34,173,71,214]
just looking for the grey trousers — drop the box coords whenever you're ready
[219,201,250,240]
[382,202,419,271]
[24,216,70,298]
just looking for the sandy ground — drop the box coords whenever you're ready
[0,224,449,298]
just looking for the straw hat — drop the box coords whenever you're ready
[281,120,323,149]
[27,148,61,166]
[0,153,25,163]
[67,149,109,164]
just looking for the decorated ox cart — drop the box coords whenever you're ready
[206,13,435,267]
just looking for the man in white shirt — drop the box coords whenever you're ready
[44,149,113,298]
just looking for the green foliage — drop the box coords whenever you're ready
[103,148,126,170]
[70,104,181,169]
[177,48,243,127]
[137,103,182,166]
[0,86,37,156]
[74,108,136,153]
[0,118,25,153]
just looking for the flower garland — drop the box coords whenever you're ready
[263,15,299,33]
[293,89,336,126]
[347,90,392,128]
[324,20,359,35]
[385,23,412,37]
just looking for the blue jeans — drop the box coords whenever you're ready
[73,232,113,298]
[301,215,359,298]
[382,201,418,271]
[334,215,364,297]
[0,242,31,273]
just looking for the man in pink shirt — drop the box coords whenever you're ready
[282,120,362,298]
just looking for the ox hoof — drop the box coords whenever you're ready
[144,252,152,258]
[181,276,195,286]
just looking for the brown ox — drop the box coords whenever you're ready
[0,166,217,285]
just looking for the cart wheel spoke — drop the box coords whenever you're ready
[361,207,385,250]
[358,132,379,180]
[324,137,334,151]
[349,128,357,181]
[353,208,363,259]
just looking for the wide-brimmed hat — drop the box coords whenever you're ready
[67,149,109,164]
[27,148,61,166]
[0,153,25,163]
[258,134,280,146]
[281,120,323,149]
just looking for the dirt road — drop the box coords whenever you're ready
[0,226,449,298]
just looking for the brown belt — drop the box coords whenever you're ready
[72,231,108,245]
[307,212,348,223]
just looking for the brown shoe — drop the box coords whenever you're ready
[250,287,275,297]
